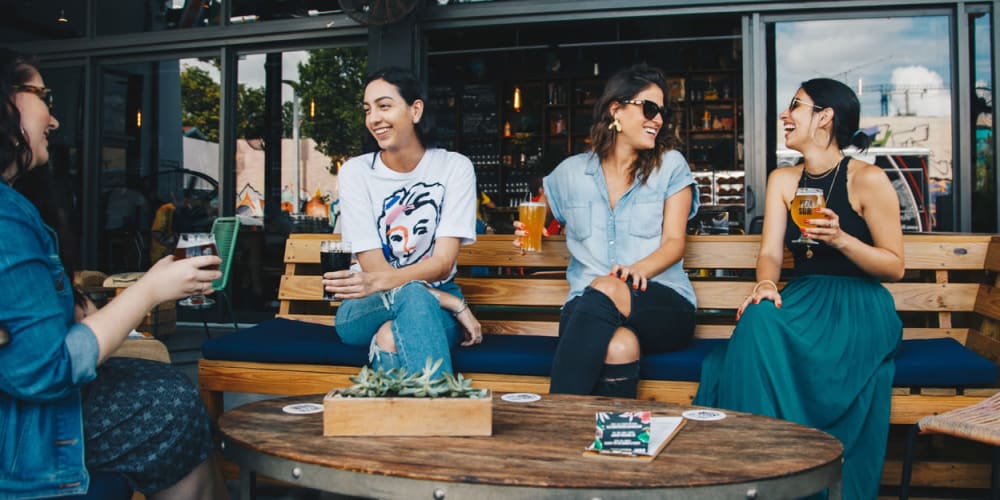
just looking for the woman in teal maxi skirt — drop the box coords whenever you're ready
[694,79,905,500]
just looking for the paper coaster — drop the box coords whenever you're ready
[682,409,727,421]
[501,393,542,403]
[282,403,324,415]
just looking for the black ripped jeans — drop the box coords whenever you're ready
[549,280,696,397]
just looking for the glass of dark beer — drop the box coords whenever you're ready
[320,240,352,301]
[174,232,219,307]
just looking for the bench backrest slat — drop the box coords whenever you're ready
[286,234,993,270]
[280,274,979,313]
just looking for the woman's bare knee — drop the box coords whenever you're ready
[589,276,632,316]
[374,321,396,352]
[605,327,640,364]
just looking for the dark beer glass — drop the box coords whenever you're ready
[175,232,219,307]
[320,240,352,301]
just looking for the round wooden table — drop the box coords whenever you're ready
[219,393,843,499]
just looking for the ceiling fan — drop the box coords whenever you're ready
[338,0,419,26]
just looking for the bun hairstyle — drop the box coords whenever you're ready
[0,49,37,183]
[800,78,872,152]
[364,66,436,149]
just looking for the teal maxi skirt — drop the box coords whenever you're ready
[694,274,902,500]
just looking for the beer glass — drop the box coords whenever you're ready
[320,241,352,300]
[518,201,546,252]
[175,232,219,307]
[790,187,827,245]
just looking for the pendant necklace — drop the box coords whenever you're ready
[800,156,842,259]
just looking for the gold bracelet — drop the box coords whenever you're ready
[751,279,778,296]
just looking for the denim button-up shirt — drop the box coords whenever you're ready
[0,181,100,499]
[544,150,699,307]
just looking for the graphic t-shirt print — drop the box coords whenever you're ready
[377,182,446,268]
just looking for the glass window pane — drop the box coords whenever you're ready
[972,11,996,233]
[0,1,85,42]
[97,0,221,35]
[99,58,221,273]
[234,49,366,227]
[773,16,952,232]
[230,0,341,23]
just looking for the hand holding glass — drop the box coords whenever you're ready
[790,187,827,244]
[174,232,219,307]
[518,201,545,252]
[320,241,352,301]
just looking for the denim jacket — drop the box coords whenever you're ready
[0,181,100,499]
[544,150,700,307]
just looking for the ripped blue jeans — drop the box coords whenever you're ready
[334,280,463,377]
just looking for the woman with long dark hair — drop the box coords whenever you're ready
[695,78,904,499]
[0,49,227,499]
[528,63,699,398]
[323,67,482,378]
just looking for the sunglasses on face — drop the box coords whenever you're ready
[14,84,54,109]
[620,99,667,121]
[788,97,823,112]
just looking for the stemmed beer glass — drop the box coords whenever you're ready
[174,232,219,307]
[790,187,827,245]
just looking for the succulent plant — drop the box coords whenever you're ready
[337,357,487,399]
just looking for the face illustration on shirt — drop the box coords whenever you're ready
[378,182,445,268]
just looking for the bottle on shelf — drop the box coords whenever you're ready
[704,77,718,101]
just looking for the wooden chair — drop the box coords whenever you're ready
[899,391,1000,499]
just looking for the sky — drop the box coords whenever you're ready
[775,16,954,118]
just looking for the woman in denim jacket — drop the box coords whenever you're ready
[0,50,227,499]
[520,64,699,398]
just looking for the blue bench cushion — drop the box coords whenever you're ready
[203,319,997,387]
[894,338,997,387]
[202,318,368,366]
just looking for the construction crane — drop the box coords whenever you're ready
[859,83,950,117]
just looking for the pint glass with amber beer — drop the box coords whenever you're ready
[175,232,219,307]
[790,187,826,244]
[518,201,546,252]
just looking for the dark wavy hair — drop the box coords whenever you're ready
[364,66,435,150]
[589,63,677,185]
[0,48,37,184]
[800,78,872,152]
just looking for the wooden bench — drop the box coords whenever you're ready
[200,233,1000,489]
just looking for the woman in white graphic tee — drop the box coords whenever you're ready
[324,67,481,378]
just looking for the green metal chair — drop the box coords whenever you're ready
[180,216,240,337]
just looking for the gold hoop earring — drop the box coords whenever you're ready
[608,117,622,132]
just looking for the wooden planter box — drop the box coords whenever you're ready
[323,390,492,437]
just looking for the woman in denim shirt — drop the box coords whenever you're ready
[533,64,699,398]
[0,50,227,499]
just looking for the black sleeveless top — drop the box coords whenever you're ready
[784,156,874,278]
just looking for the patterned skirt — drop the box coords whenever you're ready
[82,357,214,494]
[694,274,902,500]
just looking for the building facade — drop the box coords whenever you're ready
[9,0,998,318]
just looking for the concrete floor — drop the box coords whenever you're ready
[163,322,357,500]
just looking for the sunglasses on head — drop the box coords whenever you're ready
[788,97,823,112]
[620,99,667,121]
[14,84,54,109]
